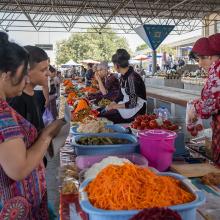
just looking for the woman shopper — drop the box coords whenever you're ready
[102,49,147,123]
[88,61,120,104]
[0,33,64,219]
[188,33,220,164]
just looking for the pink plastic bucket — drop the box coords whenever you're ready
[139,129,177,171]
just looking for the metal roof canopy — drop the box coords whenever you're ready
[0,0,220,35]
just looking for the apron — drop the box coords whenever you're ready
[118,87,146,119]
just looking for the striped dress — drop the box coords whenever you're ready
[0,98,49,219]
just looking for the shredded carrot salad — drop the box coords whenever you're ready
[85,163,195,210]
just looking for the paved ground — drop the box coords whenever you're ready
[46,153,60,219]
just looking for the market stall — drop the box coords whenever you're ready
[57,79,220,220]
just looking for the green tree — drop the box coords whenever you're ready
[56,27,130,65]
[135,44,148,52]
[135,43,176,56]
[157,44,176,57]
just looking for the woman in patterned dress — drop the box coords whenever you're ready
[0,33,65,219]
[189,33,220,164]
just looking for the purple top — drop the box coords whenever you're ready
[88,73,120,103]
[0,98,49,219]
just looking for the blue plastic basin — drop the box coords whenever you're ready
[71,133,139,156]
[79,172,206,220]
[71,124,129,135]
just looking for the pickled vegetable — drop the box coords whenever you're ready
[77,136,131,145]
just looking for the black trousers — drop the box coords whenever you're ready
[101,103,146,124]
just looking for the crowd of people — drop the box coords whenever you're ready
[0,29,220,219]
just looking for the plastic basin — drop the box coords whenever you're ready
[71,133,139,156]
[79,172,206,220]
[71,124,129,135]
[75,153,148,170]
[139,129,177,171]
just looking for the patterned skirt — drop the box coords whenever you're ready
[212,113,220,164]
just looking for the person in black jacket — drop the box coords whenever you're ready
[102,49,147,123]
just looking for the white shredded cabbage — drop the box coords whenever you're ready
[84,156,131,180]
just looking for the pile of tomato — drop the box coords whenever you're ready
[187,123,203,137]
[130,114,179,131]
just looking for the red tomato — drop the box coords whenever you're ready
[149,114,157,120]
[196,124,203,131]
[191,129,198,137]
[142,115,149,120]
[187,125,194,132]
[131,122,139,128]
[141,121,147,127]
[169,124,178,131]
[135,118,142,124]
[163,120,172,126]
[217,115,220,123]
[149,120,158,129]
[137,126,142,130]
[136,115,143,120]
[140,125,145,130]
[132,124,138,129]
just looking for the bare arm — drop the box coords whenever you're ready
[97,78,107,95]
[0,119,65,181]
[95,73,107,95]
[106,102,125,111]
[0,136,51,181]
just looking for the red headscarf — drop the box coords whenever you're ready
[192,33,220,56]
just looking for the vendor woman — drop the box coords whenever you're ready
[102,49,146,123]
[88,61,120,104]
[189,33,220,164]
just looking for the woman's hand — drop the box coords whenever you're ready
[187,107,198,123]
[95,72,101,82]
[106,102,117,111]
[42,119,66,139]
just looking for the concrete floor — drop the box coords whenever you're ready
[46,153,60,219]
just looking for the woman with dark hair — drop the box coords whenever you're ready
[88,61,120,104]
[0,33,64,219]
[102,49,147,123]
[188,33,220,164]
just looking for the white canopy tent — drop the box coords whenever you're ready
[61,59,81,68]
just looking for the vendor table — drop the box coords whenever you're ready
[58,138,217,220]
[58,81,218,220]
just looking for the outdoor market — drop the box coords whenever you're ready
[0,1,220,220]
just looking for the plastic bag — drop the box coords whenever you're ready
[154,107,170,120]
[43,108,54,126]
[186,101,204,137]
[61,177,79,195]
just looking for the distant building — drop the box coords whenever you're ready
[164,36,202,59]
[165,13,220,58]
[203,13,220,36]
